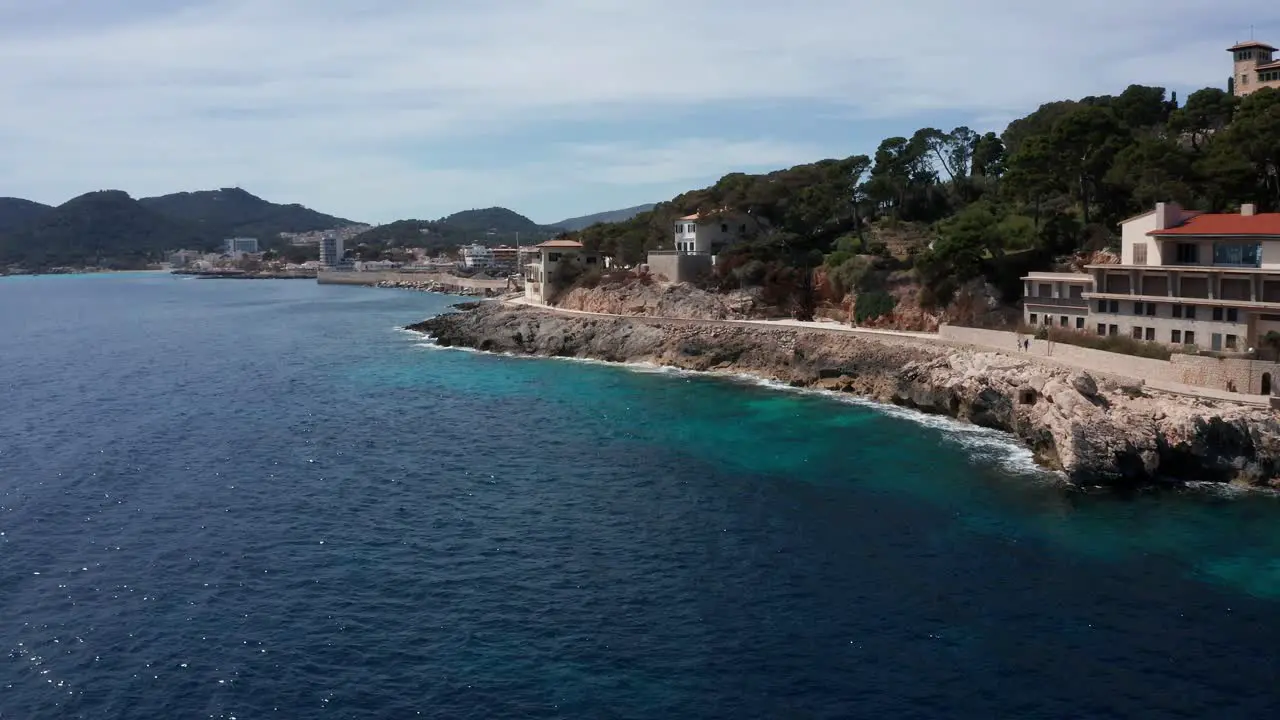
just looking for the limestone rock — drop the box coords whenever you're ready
[411,302,1280,489]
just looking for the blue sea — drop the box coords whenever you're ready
[1,273,1279,719]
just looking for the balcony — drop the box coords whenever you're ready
[1022,296,1088,309]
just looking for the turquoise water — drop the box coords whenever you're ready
[1,273,1278,718]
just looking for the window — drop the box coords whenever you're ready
[1109,300,1119,313]
[1185,305,1197,320]
[1134,301,1144,315]
[720,223,728,232]
[1176,243,1199,264]
[1185,331,1196,345]
[1146,303,1156,316]
[1145,328,1155,341]
[1133,243,1148,265]
[1213,307,1224,321]
[739,224,746,232]
[1172,329,1182,344]
[1132,327,1143,340]
[1227,308,1239,323]
[1076,317,1085,330]
[1213,242,1260,266]
[1173,304,1183,318]
[1109,324,1118,336]
[1227,334,1238,350]
[1029,313,1038,325]
[1039,283,1052,298]
[1097,300,1108,312]
[1097,324,1106,336]
[586,256,598,264]
[548,252,561,261]
[1060,316,1068,327]
[1243,74,1250,86]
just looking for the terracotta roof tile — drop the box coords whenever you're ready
[534,239,585,249]
[1147,212,1280,237]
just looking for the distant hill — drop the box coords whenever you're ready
[0,191,218,269]
[0,186,363,270]
[349,207,561,251]
[139,187,359,240]
[551,203,655,232]
[438,207,548,237]
[0,197,54,234]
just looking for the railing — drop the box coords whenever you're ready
[1022,296,1088,308]
[647,250,711,256]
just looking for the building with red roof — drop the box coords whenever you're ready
[1074,202,1280,354]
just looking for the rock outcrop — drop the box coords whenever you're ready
[556,279,764,320]
[409,302,1280,488]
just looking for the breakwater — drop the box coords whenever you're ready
[317,270,510,294]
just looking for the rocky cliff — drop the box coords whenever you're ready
[409,303,1280,489]
[556,278,764,320]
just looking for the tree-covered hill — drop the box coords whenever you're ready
[346,207,561,253]
[0,191,219,269]
[570,84,1280,313]
[0,187,363,269]
[0,197,53,234]
[139,187,359,238]
[551,204,656,231]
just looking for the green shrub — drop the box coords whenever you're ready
[854,290,896,324]
[1043,327,1171,360]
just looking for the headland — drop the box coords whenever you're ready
[408,299,1280,489]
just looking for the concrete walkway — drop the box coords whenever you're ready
[499,296,1272,408]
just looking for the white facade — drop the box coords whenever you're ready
[672,211,753,255]
[524,240,599,305]
[225,237,259,256]
[319,236,345,266]
[1021,272,1093,330]
[1082,202,1280,352]
[462,244,494,269]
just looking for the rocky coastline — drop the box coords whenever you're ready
[408,302,1280,489]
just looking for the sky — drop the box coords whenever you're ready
[0,1,1275,225]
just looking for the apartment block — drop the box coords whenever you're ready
[1083,202,1280,352]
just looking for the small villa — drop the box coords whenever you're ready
[671,209,756,255]
[523,239,599,305]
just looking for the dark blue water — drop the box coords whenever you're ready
[2,274,1279,719]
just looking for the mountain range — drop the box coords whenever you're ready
[549,204,655,232]
[0,187,656,270]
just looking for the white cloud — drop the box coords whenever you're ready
[0,0,1273,221]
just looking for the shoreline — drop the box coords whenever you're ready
[406,301,1280,489]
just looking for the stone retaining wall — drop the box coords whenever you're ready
[939,325,1280,395]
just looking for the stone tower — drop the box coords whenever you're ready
[1228,40,1280,97]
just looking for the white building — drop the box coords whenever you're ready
[462,244,494,269]
[1082,202,1280,352]
[224,237,259,256]
[672,209,754,255]
[524,239,599,305]
[319,236,345,267]
[167,249,202,267]
[353,260,398,272]
[1020,272,1094,330]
